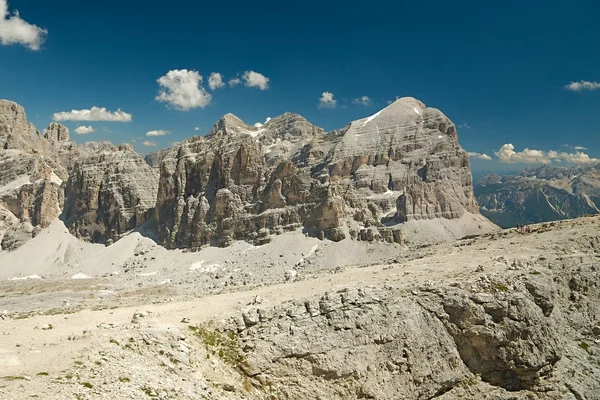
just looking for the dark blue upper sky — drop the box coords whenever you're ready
[1,0,599,172]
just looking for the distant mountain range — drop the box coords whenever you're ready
[474,164,600,227]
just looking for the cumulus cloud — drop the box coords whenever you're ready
[146,130,170,137]
[229,77,241,87]
[547,150,599,164]
[208,72,224,90]
[52,107,132,122]
[142,141,157,147]
[253,117,271,128]
[496,143,598,164]
[242,70,270,90]
[574,145,587,151]
[156,69,212,110]
[353,96,372,106]
[467,152,492,161]
[318,91,337,109]
[194,127,200,131]
[74,125,95,135]
[564,81,600,91]
[495,144,551,164]
[0,0,47,50]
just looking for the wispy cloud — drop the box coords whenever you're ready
[208,72,224,90]
[386,96,400,105]
[194,127,200,131]
[467,152,492,160]
[458,123,471,130]
[352,96,372,106]
[142,141,157,147]
[229,77,241,87]
[574,145,587,151]
[0,0,47,50]
[146,130,170,137]
[242,70,270,90]
[318,91,337,108]
[495,143,598,164]
[156,69,211,110]
[564,80,600,91]
[74,125,95,135]
[53,107,132,122]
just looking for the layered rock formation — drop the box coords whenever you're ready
[0,100,74,249]
[0,100,158,249]
[1,97,494,251]
[63,144,159,243]
[156,97,493,248]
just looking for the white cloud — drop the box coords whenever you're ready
[458,123,471,130]
[565,81,600,91]
[467,152,492,161]
[547,150,598,164]
[574,145,587,151]
[253,116,271,128]
[146,130,170,137]
[229,77,241,87]
[352,96,372,106]
[208,72,224,90]
[156,69,211,110]
[52,106,132,122]
[495,144,551,164]
[242,70,270,90]
[0,0,47,50]
[496,143,598,164]
[74,125,95,135]
[194,127,200,131]
[318,91,337,109]
[142,141,157,147]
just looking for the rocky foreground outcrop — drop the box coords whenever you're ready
[155,97,493,248]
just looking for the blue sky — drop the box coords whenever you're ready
[1,0,599,173]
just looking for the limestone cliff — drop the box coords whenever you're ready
[0,101,75,249]
[155,97,494,248]
[62,144,159,243]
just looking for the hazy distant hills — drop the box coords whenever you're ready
[474,164,600,227]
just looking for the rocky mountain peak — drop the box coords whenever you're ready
[44,122,70,142]
[207,113,262,138]
[261,112,324,140]
[0,99,29,148]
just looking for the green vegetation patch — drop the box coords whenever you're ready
[189,323,244,367]
[492,282,509,292]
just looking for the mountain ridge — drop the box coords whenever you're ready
[0,97,496,251]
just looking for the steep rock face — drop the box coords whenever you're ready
[475,164,600,227]
[156,97,492,248]
[63,144,159,243]
[44,122,70,142]
[0,101,76,248]
[144,148,172,168]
